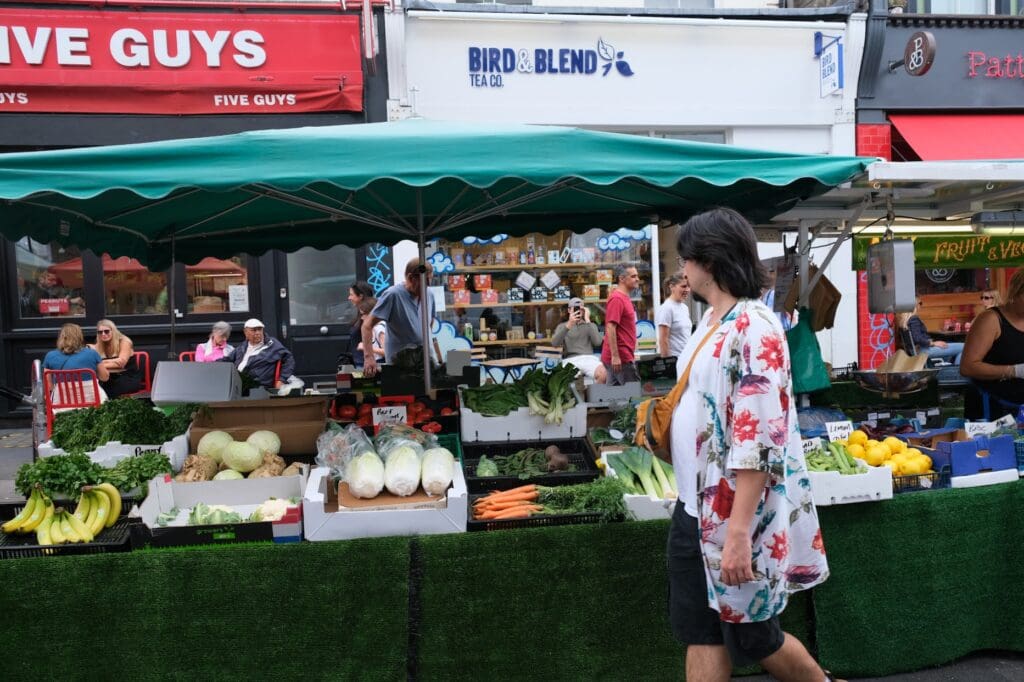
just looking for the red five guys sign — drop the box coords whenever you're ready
[0,8,363,114]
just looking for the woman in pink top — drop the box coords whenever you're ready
[195,321,234,362]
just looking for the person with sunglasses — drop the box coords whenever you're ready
[979,289,1002,310]
[91,319,143,398]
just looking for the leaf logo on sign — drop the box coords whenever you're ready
[597,38,634,78]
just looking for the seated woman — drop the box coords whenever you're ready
[979,288,1002,311]
[91,319,143,398]
[195,321,233,362]
[43,323,110,403]
[551,298,607,383]
[960,270,1024,415]
[898,303,963,364]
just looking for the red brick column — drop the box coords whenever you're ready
[856,123,892,160]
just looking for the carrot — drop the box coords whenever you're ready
[476,484,537,502]
[475,499,534,512]
[474,491,538,507]
[490,505,543,520]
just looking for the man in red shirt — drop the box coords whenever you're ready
[601,264,641,385]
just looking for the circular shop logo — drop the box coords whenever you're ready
[904,31,936,77]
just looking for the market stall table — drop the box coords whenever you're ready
[480,357,542,384]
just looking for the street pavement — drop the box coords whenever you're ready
[1,429,1021,679]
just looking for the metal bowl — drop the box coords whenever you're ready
[852,369,939,397]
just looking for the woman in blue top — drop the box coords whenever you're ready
[43,323,110,381]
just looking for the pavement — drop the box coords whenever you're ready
[1,429,1022,679]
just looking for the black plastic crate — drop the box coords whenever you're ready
[0,492,139,523]
[0,518,134,559]
[892,468,952,494]
[331,389,460,434]
[461,438,599,494]
[466,493,602,532]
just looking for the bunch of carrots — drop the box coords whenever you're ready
[472,484,544,520]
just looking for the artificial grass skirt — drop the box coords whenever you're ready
[814,480,1024,677]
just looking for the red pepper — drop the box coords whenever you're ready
[417,408,435,422]
[440,407,454,416]
[421,421,442,434]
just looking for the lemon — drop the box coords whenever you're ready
[901,458,920,475]
[866,439,880,448]
[919,453,933,469]
[912,455,932,473]
[847,443,866,460]
[849,430,869,446]
[867,444,890,465]
[882,460,901,476]
[883,437,907,455]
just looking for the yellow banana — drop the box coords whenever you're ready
[22,499,53,533]
[85,491,103,537]
[73,492,92,522]
[93,483,122,527]
[49,512,66,545]
[36,515,54,546]
[58,510,80,543]
[2,488,39,534]
[64,507,94,543]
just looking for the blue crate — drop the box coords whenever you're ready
[1015,438,1024,474]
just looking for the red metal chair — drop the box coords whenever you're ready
[179,351,196,361]
[122,351,152,396]
[43,368,102,437]
[274,360,282,386]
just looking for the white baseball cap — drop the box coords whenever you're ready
[244,318,265,329]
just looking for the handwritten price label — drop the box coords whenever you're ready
[825,420,854,442]
[802,438,822,455]
[964,421,995,438]
[372,405,408,426]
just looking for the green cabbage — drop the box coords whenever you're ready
[246,430,282,457]
[197,430,234,465]
[222,441,262,473]
[213,469,245,481]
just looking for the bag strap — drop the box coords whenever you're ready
[644,320,721,448]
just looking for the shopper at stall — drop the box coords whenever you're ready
[194,321,233,362]
[345,281,375,366]
[980,288,1002,310]
[92,319,143,398]
[898,302,963,364]
[601,264,640,385]
[656,273,692,360]
[552,298,606,383]
[44,323,110,381]
[960,269,1024,414]
[668,208,832,681]
[361,258,435,378]
[222,318,296,390]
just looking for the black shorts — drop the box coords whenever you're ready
[602,361,639,386]
[666,502,784,667]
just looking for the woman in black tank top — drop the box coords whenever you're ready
[960,270,1024,412]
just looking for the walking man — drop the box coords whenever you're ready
[601,264,640,385]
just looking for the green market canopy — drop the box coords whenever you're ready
[0,119,873,270]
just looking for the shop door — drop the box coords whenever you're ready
[277,245,369,385]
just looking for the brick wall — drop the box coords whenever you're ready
[856,123,892,160]
[857,271,895,369]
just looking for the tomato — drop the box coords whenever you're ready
[440,407,454,416]
[358,403,373,416]
[410,401,427,414]
[357,415,372,428]
[417,408,434,422]
[338,405,357,420]
[421,421,442,434]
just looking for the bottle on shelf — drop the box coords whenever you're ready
[527,244,535,265]
[537,240,546,265]
[465,249,474,266]
[519,250,527,265]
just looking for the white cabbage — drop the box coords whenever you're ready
[246,430,282,457]
[384,445,422,497]
[420,447,455,496]
[213,469,245,481]
[222,441,262,473]
[347,451,385,499]
[197,430,234,465]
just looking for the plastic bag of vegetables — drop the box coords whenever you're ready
[316,423,377,480]
[373,423,437,459]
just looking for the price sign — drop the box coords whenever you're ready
[825,420,854,442]
[964,421,995,438]
[372,405,408,426]
[916,411,927,425]
[802,438,822,455]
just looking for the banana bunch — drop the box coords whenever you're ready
[34,483,122,547]
[1,486,54,535]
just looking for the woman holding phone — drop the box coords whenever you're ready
[551,297,606,383]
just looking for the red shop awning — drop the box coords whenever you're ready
[889,114,1024,161]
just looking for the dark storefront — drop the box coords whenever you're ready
[852,6,1024,369]
[0,2,391,420]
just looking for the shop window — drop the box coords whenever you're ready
[14,238,86,318]
[100,254,169,315]
[286,245,359,326]
[185,256,250,315]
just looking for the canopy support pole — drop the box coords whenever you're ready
[417,190,432,395]
[169,233,177,359]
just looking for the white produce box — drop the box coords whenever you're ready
[37,432,190,471]
[950,468,1019,488]
[586,382,642,408]
[135,466,307,543]
[600,450,675,521]
[459,385,587,442]
[808,459,893,506]
[303,462,467,541]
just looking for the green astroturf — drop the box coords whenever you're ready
[0,538,410,681]
[814,479,1024,678]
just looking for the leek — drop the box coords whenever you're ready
[617,448,661,498]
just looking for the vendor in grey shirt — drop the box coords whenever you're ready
[552,298,606,383]
[361,258,435,377]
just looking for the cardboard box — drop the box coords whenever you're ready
[189,397,328,457]
[130,468,307,548]
[582,284,601,300]
[901,429,1017,477]
[473,274,492,290]
[459,385,587,442]
[481,289,498,304]
[38,432,189,472]
[151,361,242,406]
[303,463,467,541]
[595,269,613,284]
[453,290,471,306]
[586,382,642,407]
[447,275,465,290]
[508,287,525,302]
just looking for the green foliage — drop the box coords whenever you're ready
[14,453,105,499]
[462,382,527,417]
[103,451,173,496]
[475,448,577,479]
[537,477,629,522]
[51,399,199,454]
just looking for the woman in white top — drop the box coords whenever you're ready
[656,272,692,359]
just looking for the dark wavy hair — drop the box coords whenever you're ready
[350,281,374,300]
[676,208,768,299]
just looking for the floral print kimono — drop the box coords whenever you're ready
[689,299,828,623]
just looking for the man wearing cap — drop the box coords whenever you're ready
[361,258,436,378]
[221,318,296,390]
[552,298,606,383]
